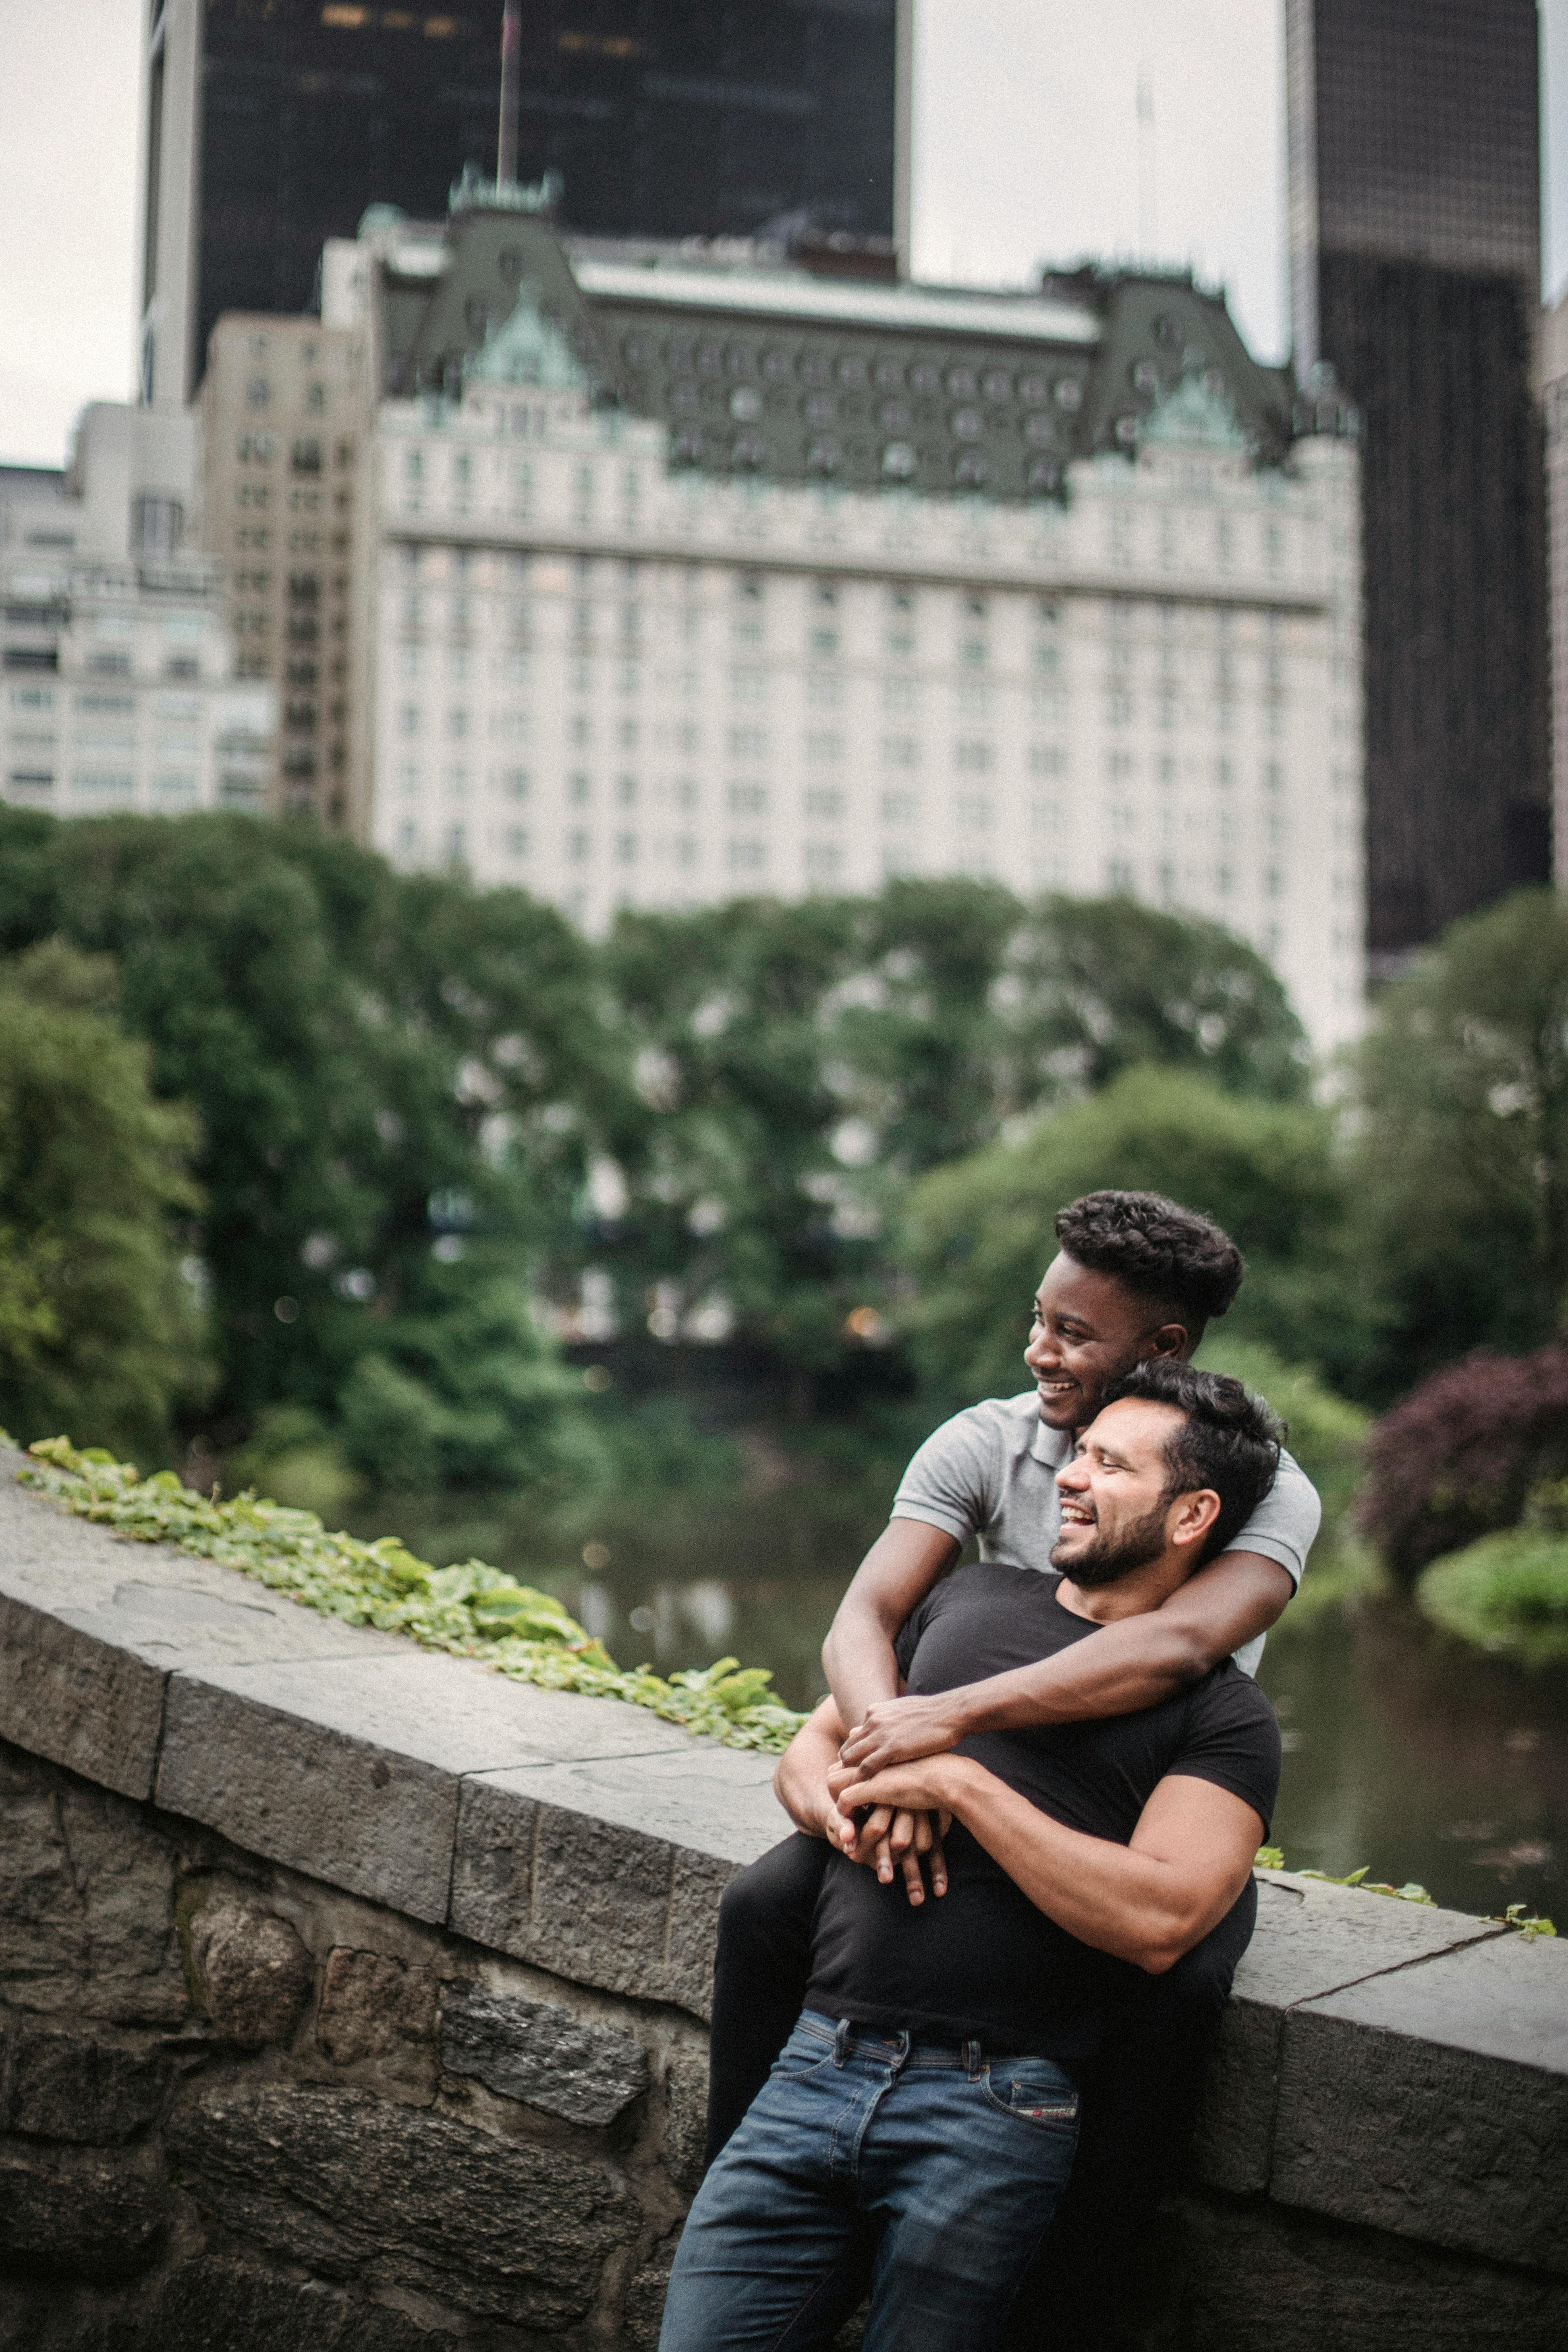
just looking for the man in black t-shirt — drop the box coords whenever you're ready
[659,1363,1282,2352]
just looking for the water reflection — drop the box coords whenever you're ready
[390,1486,1567,1924]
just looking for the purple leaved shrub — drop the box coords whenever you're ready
[1359,1343,1568,1584]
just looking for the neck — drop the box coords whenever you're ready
[1057,1549,1196,1624]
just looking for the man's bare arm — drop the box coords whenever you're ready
[837,1549,1292,1774]
[819,1519,961,1731]
[774,1699,848,1840]
[836,1756,1263,1973]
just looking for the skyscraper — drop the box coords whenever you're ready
[1286,0,1550,966]
[140,0,911,409]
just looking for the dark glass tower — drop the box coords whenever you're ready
[143,0,906,404]
[1286,0,1550,964]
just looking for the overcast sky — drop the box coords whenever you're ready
[4,0,1568,467]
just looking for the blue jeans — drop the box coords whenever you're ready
[660,2011,1081,2352]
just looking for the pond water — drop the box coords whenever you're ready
[409,1484,1568,1929]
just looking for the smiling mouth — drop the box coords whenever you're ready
[1058,1500,1095,1527]
[1037,1379,1076,1398]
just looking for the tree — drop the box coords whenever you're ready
[595,888,1313,1392]
[0,939,204,1455]
[0,811,618,1480]
[897,1066,1352,1411]
[1348,888,1568,1398]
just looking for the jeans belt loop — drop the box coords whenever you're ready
[964,2038,982,2080]
[833,2017,850,2068]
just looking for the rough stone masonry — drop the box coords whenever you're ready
[0,1451,1564,2350]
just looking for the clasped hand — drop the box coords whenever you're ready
[826,1742,956,1908]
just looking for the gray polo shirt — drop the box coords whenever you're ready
[892,1390,1321,1677]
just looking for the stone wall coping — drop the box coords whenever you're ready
[1,1451,1565,2279]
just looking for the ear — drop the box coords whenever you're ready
[1168,1487,1222,1553]
[1145,1322,1191,1361]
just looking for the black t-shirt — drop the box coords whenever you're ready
[804,1563,1282,2069]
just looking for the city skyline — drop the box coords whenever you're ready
[17,0,1568,468]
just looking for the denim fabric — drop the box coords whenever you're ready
[661,2010,1080,2352]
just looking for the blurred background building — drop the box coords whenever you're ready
[1544,291,1568,890]
[1286,0,1550,972]
[195,316,363,822]
[140,0,911,407]
[313,199,1363,1050]
[0,406,273,822]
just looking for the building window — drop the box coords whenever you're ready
[955,794,993,830]
[1106,858,1134,890]
[568,829,590,863]
[728,783,767,816]
[615,831,637,865]
[569,773,591,806]
[805,843,843,880]
[806,731,842,764]
[1029,744,1064,777]
[805,787,844,820]
[955,740,993,773]
[881,736,918,768]
[728,838,766,873]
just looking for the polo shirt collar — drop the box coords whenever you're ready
[1031,1414,1073,1468]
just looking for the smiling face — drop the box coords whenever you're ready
[1050,1394,1213,1588]
[1024,1251,1190,1434]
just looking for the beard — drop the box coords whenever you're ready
[1051,1497,1171,1588]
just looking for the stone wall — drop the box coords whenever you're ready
[0,1454,1564,2350]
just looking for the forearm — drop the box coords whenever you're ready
[773,1702,844,1837]
[821,1595,904,1730]
[935,1759,1220,1971]
[821,1521,962,1731]
[921,1552,1295,1739]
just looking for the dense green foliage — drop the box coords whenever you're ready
[1193,1337,1369,1554]
[0,808,1309,1479]
[898,1066,1352,1411]
[0,940,203,1456]
[17,1436,806,1751]
[1419,1525,1568,1665]
[1345,889,1568,1397]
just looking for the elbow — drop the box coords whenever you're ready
[1164,1621,1222,1686]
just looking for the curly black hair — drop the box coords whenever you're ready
[1054,1188,1244,1341]
[1101,1357,1283,1560]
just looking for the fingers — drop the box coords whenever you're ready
[899,1842,926,1906]
[927,1831,948,1899]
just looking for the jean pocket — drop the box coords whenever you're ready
[981,2063,1081,2131]
[770,2029,837,2082]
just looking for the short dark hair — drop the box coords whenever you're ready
[1101,1357,1282,1562]
[1054,1189,1244,1342]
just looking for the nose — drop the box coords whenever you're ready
[1056,1456,1088,1495]
[1025,1318,1057,1370]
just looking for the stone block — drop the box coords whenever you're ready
[448,1774,677,2006]
[440,1980,648,2125]
[147,2255,442,2351]
[166,2080,638,2329]
[315,1948,436,2066]
[4,2026,167,2144]
[1164,2190,1568,2352]
[451,1748,786,2013]
[0,2137,166,2280]
[1189,1872,1502,2199]
[0,1460,399,1804]
[0,1744,188,2026]
[621,2263,672,2351]
[154,1650,687,1925]
[187,1901,314,2048]
[662,2046,710,2194]
[1270,1929,1568,2273]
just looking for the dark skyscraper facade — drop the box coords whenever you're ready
[1286,0,1550,964]
[141,0,908,406]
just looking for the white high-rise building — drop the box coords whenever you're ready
[0,407,273,823]
[321,201,1364,1051]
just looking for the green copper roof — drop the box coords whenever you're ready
[373,209,1305,500]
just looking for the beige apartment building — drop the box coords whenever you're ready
[311,197,1364,1053]
[195,317,364,823]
